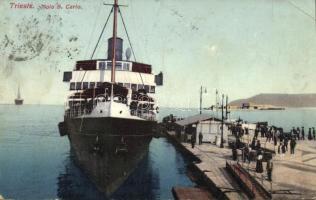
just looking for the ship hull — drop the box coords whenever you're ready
[15,99,23,105]
[64,117,156,196]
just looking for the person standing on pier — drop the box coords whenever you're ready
[302,127,305,140]
[198,132,203,145]
[191,132,196,148]
[308,128,312,140]
[251,137,256,149]
[313,127,316,140]
[290,138,296,155]
[266,160,273,181]
[256,151,263,173]
[273,131,278,147]
[266,127,272,142]
[284,137,289,151]
[281,142,286,159]
[292,127,297,140]
[256,140,261,151]
[243,144,250,163]
[297,127,301,140]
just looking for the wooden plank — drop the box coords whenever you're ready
[172,186,214,200]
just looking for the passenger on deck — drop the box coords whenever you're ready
[313,127,316,140]
[302,127,305,140]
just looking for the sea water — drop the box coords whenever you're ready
[0,105,195,200]
[1,105,316,199]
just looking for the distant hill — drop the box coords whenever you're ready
[229,93,316,107]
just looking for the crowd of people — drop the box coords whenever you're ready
[232,124,316,158]
[230,123,316,181]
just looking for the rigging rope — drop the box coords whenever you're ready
[118,7,145,87]
[286,0,315,22]
[77,7,113,98]
[84,4,103,59]
[91,7,114,59]
[118,7,137,61]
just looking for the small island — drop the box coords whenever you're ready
[229,93,316,110]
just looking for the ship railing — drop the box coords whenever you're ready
[131,109,156,121]
[65,104,93,119]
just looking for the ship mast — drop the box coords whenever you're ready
[111,0,118,83]
[17,84,21,99]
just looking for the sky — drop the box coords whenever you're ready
[0,0,316,108]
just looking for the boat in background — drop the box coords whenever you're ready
[15,85,23,105]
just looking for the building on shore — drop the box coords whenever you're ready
[172,114,231,146]
[229,102,285,110]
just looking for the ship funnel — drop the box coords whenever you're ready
[107,37,123,61]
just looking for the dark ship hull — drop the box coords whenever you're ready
[63,117,156,195]
[15,99,23,105]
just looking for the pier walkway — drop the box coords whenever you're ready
[240,132,316,199]
[182,142,249,199]
[167,131,249,200]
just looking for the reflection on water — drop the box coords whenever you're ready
[57,152,106,200]
[57,138,195,200]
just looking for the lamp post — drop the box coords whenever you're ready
[199,86,207,114]
[220,94,224,148]
[225,95,229,120]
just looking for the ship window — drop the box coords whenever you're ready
[123,83,130,89]
[107,62,122,70]
[70,82,75,90]
[150,86,155,93]
[123,63,130,71]
[105,62,111,70]
[116,64,122,71]
[75,82,82,90]
[99,62,106,70]
[96,82,102,88]
[131,84,137,91]
[144,85,149,93]
[118,82,123,87]
[89,82,95,88]
[138,84,144,90]
[82,82,89,90]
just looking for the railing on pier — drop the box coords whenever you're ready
[226,161,272,199]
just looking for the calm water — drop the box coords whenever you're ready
[0,105,195,200]
[1,105,316,200]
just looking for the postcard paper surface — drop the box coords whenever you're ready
[0,0,316,199]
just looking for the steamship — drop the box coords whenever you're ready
[58,0,163,196]
[15,85,23,105]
